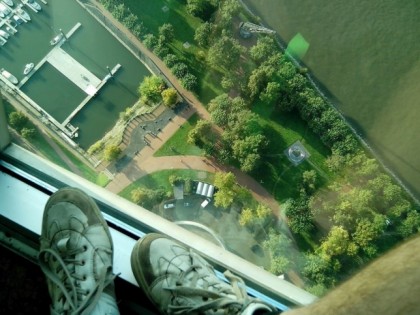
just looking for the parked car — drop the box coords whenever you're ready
[163,203,175,209]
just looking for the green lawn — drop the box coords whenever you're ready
[119,169,214,201]
[154,113,204,157]
[252,101,332,201]
[122,0,225,104]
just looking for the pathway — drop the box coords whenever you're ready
[88,1,280,213]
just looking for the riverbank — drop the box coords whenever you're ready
[240,0,420,205]
[241,0,420,203]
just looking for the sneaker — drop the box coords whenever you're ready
[38,187,118,315]
[131,233,277,315]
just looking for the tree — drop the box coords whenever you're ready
[232,134,267,172]
[207,35,245,71]
[260,81,281,104]
[153,41,169,58]
[8,111,28,132]
[138,75,165,103]
[132,22,147,38]
[131,187,166,209]
[221,75,234,90]
[225,110,261,141]
[123,13,138,30]
[239,207,253,226]
[208,94,234,127]
[208,95,247,127]
[111,3,126,20]
[143,33,158,49]
[187,119,212,144]
[263,229,293,274]
[171,63,189,79]
[352,216,385,249]
[302,170,318,193]
[158,23,174,44]
[213,172,237,209]
[302,253,334,286]
[256,204,271,220]
[194,22,213,47]
[163,54,179,68]
[181,73,198,91]
[397,210,420,238]
[216,0,241,29]
[186,0,216,21]
[21,127,36,139]
[247,67,268,99]
[104,145,121,161]
[286,197,314,234]
[250,36,278,63]
[320,226,351,259]
[161,88,178,107]
[270,256,291,275]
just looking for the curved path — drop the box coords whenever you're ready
[89,0,280,214]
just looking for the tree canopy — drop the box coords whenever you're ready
[138,75,166,103]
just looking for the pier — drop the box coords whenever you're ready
[8,21,122,139]
[62,63,121,128]
[18,22,82,88]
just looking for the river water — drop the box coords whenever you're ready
[243,0,420,199]
[0,0,150,148]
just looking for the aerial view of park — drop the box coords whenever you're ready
[3,0,419,297]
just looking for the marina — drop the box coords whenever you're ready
[2,21,121,139]
[0,0,150,147]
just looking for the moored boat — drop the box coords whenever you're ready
[2,0,13,6]
[0,68,18,84]
[16,5,30,21]
[50,33,63,45]
[22,0,41,11]
[0,29,9,39]
[23,62,34,75]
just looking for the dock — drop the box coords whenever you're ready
[48,48,101,95]
[62,64,121,128]
[18,22,82,88]
[4,21,122,139]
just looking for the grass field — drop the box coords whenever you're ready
[154,113,204,157]
[252,101,332,201]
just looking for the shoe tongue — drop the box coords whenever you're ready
[56,237,70,252]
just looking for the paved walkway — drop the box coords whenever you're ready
[90,1,280,213]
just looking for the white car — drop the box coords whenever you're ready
[163,203,175,209]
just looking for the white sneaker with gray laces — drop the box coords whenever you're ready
[131,233,278,315]
[39,187,119,315]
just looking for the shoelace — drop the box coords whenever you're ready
[39,241,114,315]
[164,249,256,314]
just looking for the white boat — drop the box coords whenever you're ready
[0,36,6,45]
[22,0,41,11]
[1,69,18,84]
[16,5,30,21]
[28,0,41,11]
[13,15,24,24]
[50,33,63,45]
[2,0,13,6]
[23,63,34,75]
[0,29,9,39]
[0,3,11,17]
